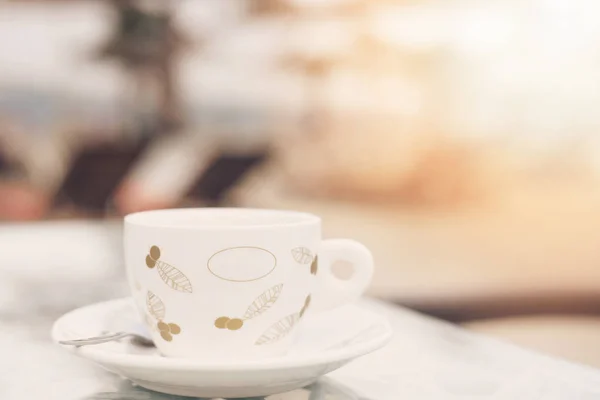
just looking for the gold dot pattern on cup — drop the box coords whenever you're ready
[145,255,156,268]
[214,316,230,329]
[214,283,283,331]
[146,245,193,293]
[168,323,181,334]
[146,290,182,342]
[157,321,181,342]
[150,245,161,260]
[310,255,318,275]
[157,321,169,332]
[214,316,245,331]
[226,318,244,330]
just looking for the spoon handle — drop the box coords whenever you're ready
[59,332,133,346]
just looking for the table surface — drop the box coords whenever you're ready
[2,221,600,400]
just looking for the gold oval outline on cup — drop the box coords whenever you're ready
[207,246,277,282]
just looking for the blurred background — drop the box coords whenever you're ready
[2,0,600,369]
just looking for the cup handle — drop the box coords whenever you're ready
[311,239,374,312]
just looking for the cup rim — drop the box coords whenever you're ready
[124,208,321,230]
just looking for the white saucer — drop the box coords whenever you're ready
[52,298,392,398]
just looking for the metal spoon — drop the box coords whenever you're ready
[59,331,155,347]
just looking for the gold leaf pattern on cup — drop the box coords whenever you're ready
[146,245,193,293]
[255,313,300,345]
[291,247,314,264]
[300,295,311,318]
[156,261,193,293]
[146,291,166,320]
[214,284,284,331]
[243,284,283,320]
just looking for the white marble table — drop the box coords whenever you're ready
[1,221,600,399]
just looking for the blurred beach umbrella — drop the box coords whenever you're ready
[95,0,190,133]
[246,0,296,16]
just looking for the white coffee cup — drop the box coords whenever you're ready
[124,208,374,361]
